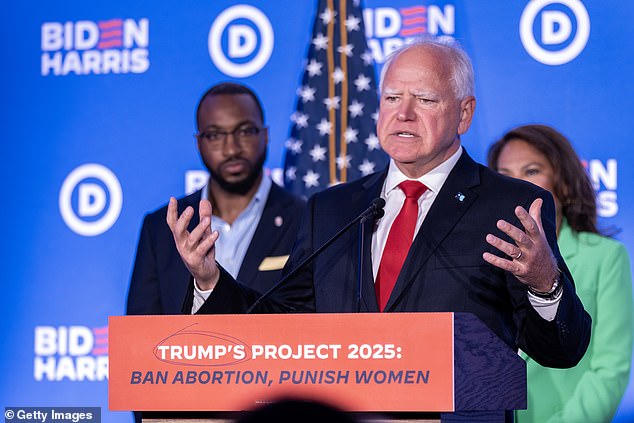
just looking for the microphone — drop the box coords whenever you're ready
[246,198,385,314]
[361,197,386,222]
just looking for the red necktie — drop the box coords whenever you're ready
[375,180,427,311]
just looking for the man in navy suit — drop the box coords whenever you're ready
[127,82,305,315]
[166,38,590,371]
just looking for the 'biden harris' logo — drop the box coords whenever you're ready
[520,0,590,65]
[34,325,109,382]
[41,18,149,76]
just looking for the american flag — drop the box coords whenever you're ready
[283,0,388,198]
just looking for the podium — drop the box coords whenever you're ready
[109,313,525,422]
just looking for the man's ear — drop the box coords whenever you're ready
[458,96,476,135]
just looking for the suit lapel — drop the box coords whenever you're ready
[238,184,292,286]
[384,151,481,311]
[358,171,387,312]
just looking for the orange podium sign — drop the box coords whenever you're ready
[109,313,454,412]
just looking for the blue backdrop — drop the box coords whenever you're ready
[2,1,633,422]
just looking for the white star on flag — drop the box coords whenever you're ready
[312,33,328,50]
[354,74,371,91]
[337,44,353,57]
[292,112,309,128]
[344,127,359,143]
[323,96,340,110]
[336,155,352,169]
[303,169,320,188]
[285,166,297,181]
[349,100,364,117]
[361,50,373,66]
[372,110,379,123]
[332,67,345,84]
[309,145,327,162]
[319,8,336,24]
[358,159,376,176]
[316,118,332,136]
[297,85,316,103]
[364,134,380,150]
[345,15,361,32]
[306,59,323,77]
[285,138,303,154]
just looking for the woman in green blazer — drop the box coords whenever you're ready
[488,124,633,423]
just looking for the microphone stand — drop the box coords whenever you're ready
[356,216,368,312]
[246,198,385,314]
[356,205,385,312]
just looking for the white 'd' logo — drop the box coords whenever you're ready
[520,0,590,65]
[208,5,274,77]
[59,163,122,236]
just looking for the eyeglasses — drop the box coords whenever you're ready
[196,125,262,149]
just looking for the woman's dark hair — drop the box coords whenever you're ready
[487,124,599,234]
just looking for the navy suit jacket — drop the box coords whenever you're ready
[200,151,591,369]
[126,182,305,315]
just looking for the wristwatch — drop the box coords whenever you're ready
[528,271,563,299]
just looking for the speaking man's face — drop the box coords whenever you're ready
[377,44,474,178]
[196,94,268,194]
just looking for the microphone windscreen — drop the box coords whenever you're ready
[373,198,386,219]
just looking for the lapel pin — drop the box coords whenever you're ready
[274,216,283,227]
[455,192,466,202]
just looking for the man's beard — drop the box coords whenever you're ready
[208,152,266,195]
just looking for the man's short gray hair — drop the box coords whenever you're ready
[379,35,475,100]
